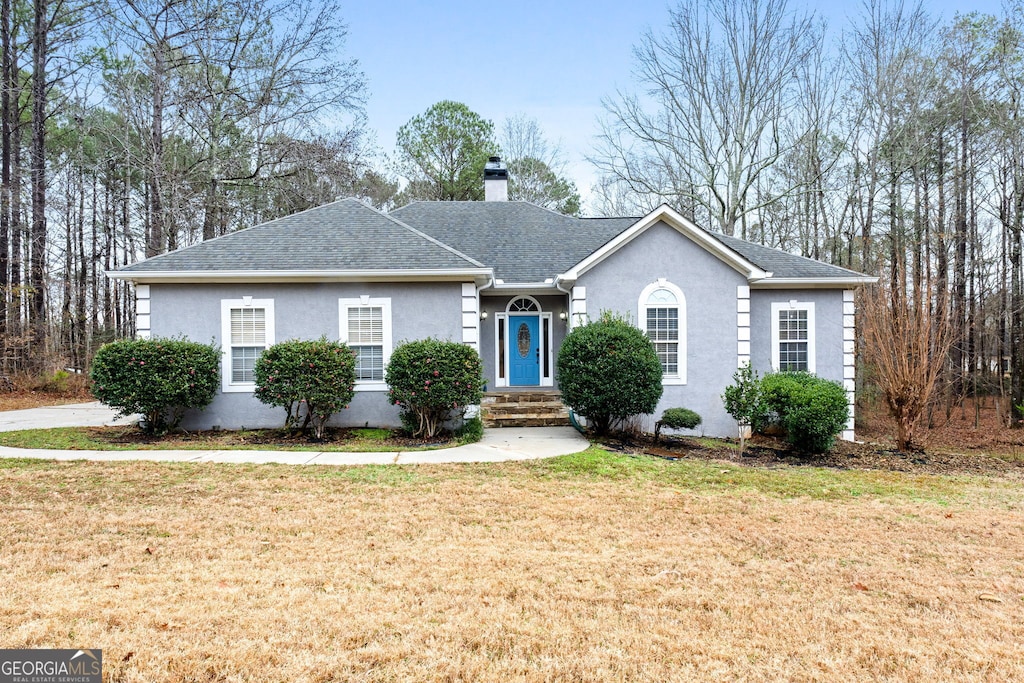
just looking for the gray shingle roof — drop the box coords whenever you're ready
[713,233,869,279]
[120,198,485,273]
[391,201,864,283]
[118,197,868,284]
[389,201,635,282]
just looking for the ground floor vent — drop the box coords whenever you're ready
[481,391,570,428]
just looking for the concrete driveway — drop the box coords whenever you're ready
[0,402,589,465]
[0,401,135,432]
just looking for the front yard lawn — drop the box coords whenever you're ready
[1,448,1022,681]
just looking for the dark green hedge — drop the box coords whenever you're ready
[758,371,849,453]
[254,338,356,440]
[556,312,664,435]
[90,337,220,434]
[386,338,484,438]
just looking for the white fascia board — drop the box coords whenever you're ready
[749,276,878,289]
[106,268,495,284]
[480,281,560,297]
[559,204,770,281]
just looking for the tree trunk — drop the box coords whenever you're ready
[30,0,48,368]
[0,0,9,355]
[146,40,166,257]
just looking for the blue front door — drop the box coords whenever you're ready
[509,315,540,386]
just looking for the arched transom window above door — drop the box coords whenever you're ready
[507,296,541,312]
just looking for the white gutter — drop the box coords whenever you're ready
[106,268,494,284]
[748,276,878,289]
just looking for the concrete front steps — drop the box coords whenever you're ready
[481,391,570,428]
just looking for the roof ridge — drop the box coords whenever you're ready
[373,204,488,268]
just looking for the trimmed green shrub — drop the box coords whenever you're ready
[655,407,701,441]
[386,338,484,438]
[556,311,664,435]
[723,363,767,453]
[455,415,484,444]
[254,338,357,440]
[90,337,220,434]
[758,371,849,454]
[660,407,702,430]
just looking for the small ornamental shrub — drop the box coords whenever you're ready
[455,415,484,445]
[758,371,849,454]
[654,407,702,442]
[90,337,220,434]
[556,311,664,435]
[722,363,765,453]
[254,338,357,440]
[386,338,484,439]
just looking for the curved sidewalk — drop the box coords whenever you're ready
[0,402,589,465]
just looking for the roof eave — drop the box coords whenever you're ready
[748,276,878,289]
[480,281,561,296]
[107,268,495,284]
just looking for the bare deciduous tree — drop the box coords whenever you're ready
[593,0,818,236]
[860,274,952,451]
[499,114,580,215]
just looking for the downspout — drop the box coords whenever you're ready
[476,274,494,395]
[554,275,572,325]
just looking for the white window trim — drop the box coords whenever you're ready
[339,297,392,392]
[220,298,275,393]
[771,300,816,373]
[638,280,687,385]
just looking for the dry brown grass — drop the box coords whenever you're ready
[1,453,1022,682]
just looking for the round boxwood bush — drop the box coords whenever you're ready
[90,337,220,434]
[556,312,664,435]
[655,407,702,441]
[758,371,849,453]
[386,338,484,438]
[254,338,356,440]
[660,407,702,430]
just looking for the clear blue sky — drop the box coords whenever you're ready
[343,0,1003,213]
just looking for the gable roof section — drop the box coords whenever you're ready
[112,198,489,282]
[557,204,874,288]
[390,201,635,283]
[558,205,770,281]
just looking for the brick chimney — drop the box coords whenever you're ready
[484,156,508,201]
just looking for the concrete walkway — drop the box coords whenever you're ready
[0,402,589,465]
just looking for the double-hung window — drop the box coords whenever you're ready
[639,280,686,385]
[771,301,815,373]
[339,297,392,389]
[221,298,275,392]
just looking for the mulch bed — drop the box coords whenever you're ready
[600,432,1024,477]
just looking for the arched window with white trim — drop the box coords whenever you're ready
[639,280,686,385]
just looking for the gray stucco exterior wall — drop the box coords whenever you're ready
[574,220,748,438]
[149,282,465,430]
[748,289,845,383]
